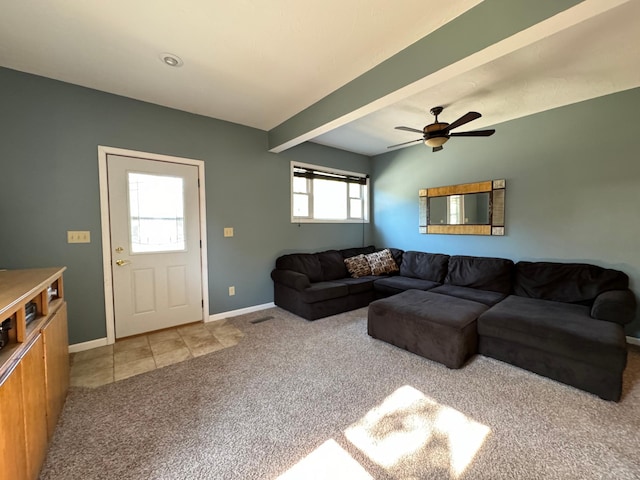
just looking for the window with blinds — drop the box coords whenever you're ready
[291,162,369,223]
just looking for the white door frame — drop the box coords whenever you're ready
[98,145,209,345]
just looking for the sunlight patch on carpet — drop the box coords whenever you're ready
[345,385,491,477]
[276,439,373,480]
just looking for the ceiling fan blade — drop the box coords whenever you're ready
[444,111,481,131]
[432,146,444,153]
[449,129,495,137]
[395,126,424,134]
[387,138,423,149]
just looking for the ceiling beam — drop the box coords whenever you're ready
[267,0,583,153]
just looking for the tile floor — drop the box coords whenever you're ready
[70,319,245,388]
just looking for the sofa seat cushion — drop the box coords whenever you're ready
[300,282,349,304]
[336,276,377,294]
[430,284,506,306]
[478,295,627,370]
[374,276,440,295]
[445,255,514,294]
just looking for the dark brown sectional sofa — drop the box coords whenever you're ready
[271,246,637,401]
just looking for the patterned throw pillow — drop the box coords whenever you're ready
[344,254,372,278]
[365,249,400,276]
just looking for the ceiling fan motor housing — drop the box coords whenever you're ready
[424,122,449,135]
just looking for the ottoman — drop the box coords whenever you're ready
[368,289,489,368]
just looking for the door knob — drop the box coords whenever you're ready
[115,259,131,266]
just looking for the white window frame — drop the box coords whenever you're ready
[291,161,370,224]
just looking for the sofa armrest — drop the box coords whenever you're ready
[271,269,311,291]
[591,289,637,325]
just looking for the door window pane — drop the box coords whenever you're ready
[128,172,185,252]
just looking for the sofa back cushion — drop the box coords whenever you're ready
[399,251,449,282]
[339,245,376,258]
[275,253,323,282]
[514,261,629,304]
[317,250,349,281]
[445,255,514,294]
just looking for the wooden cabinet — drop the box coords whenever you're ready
[21,335,48,480]
[0,361,28,480]
[0,268,68,480]
[42,303,69,439]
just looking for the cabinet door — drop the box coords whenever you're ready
[42,303,70,439]
[21,335,48,480]
[0,362,28,480]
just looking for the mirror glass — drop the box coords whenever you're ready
[428,192,490,225]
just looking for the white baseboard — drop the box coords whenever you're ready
[627,336,640,347]
[207,302,275,323]
[69,337,109,353]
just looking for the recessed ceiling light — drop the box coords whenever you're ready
[160,53,183,67]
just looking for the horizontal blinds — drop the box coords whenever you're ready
[293,165,367,185]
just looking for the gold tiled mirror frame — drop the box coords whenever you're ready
[419,179,506,235]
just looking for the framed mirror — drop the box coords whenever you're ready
[419,179,505,235]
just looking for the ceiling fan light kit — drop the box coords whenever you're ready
[390,106,495,152]
[424,136,448,148]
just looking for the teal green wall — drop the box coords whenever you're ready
[3,65,638,343]
[371,88,640,338]
[0,67,371,344]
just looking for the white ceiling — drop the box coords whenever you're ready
[1,0,639,156]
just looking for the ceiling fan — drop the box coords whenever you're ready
[389,106,495,152]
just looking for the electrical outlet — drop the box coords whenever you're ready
[67,231,91,243]
[223,227,234,237]
[228,286,235,296]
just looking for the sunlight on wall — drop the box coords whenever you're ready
[344,385,491,477]
[276,439,373,480]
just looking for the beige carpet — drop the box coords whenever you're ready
[40,307,640,479]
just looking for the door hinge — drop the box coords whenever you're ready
[200,240,202,248]
[198,178,200,188]
[201,299,204,308]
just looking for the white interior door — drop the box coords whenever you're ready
[107,154,204,338]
